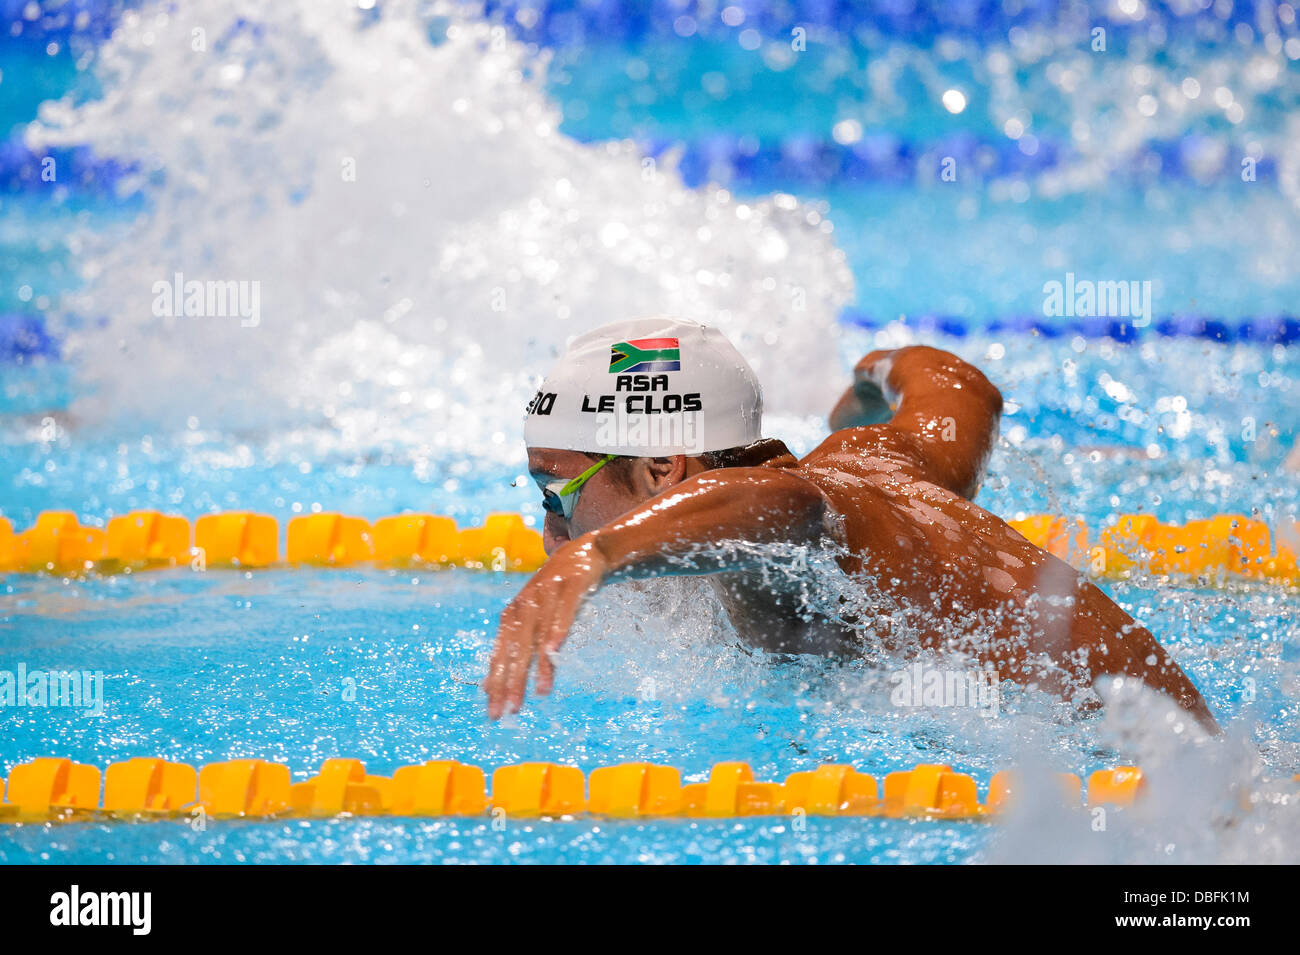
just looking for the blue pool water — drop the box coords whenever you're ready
[2,559,1295,864]
[2,1,1300,863]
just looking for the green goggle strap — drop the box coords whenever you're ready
[559,454,617,496]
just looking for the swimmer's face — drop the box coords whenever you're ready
[527,447,688,555]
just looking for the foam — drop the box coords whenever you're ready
[27,0,852,457]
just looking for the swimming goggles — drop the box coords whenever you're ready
[539,454,617,520]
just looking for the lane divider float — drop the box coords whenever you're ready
[0,509,1296,585]
[4,756,1290,824]
[0,510,547,574]
[1007,512,1300,585]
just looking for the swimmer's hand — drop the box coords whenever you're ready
[830,348,921,431]
[483,467,828,719]
[829,372,892,430]
[484,538,607,719]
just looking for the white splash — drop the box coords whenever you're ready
[28,0,853,458]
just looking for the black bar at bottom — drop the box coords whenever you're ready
[0,864,1271,941]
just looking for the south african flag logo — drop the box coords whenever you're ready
[609,337,681,374]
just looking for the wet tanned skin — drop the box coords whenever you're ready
[485,345,1218,732]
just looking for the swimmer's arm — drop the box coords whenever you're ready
[829,345,1003,499]
[483,468,829,718]
[1070,581,1220,732]
[593,467,832,579]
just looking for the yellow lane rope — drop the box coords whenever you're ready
[5,756,1261,824]
[1,509,1297,584]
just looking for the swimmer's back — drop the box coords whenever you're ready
[780,351,1215,728]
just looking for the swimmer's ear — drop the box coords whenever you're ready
[633,455,687,496]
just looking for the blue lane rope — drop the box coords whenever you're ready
[841,311,1300,344]
[4,0,1290,46]
[627,133,1278,190]
[4,310,1296,365]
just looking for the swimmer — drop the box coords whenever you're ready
[484,317,1217,731]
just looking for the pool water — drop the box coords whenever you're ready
[2,558,1295,864]
[2,0,1300,863]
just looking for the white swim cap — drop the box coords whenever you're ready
[524,317,763,456]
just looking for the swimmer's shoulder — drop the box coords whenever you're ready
[793,424,928,475]
[721,430,913,472]
[726,433,926,504]
[714,437,800,469]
